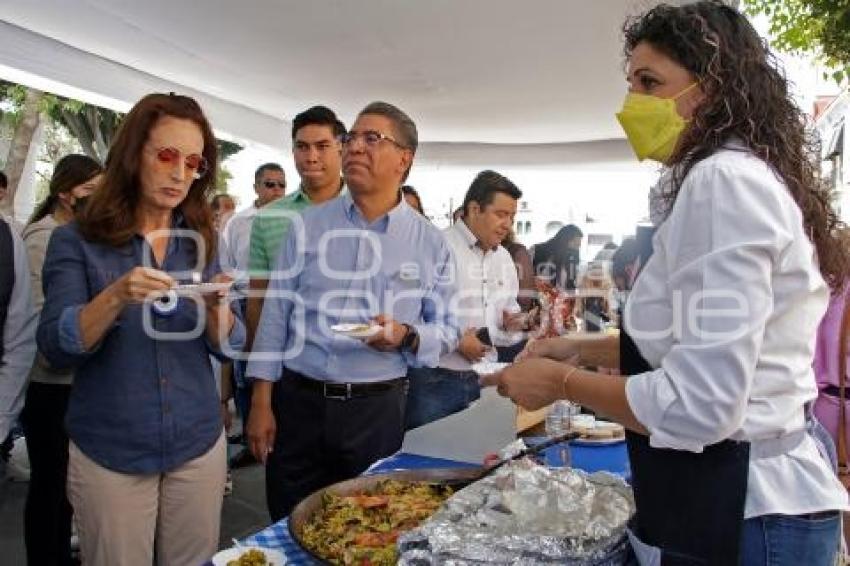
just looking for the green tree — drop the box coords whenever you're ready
[1,79,120,163]
[2,86,44,217]
[1,79,245,204]
[745,0,850,83]
[213,140,242,194]
[47,99,121,162]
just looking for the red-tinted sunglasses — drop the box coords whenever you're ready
[151,146,209,179]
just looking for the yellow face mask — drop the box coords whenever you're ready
[616,83,699,163]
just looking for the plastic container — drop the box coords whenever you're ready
[544,400,578,467]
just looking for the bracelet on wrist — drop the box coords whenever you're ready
[562,367,579,400]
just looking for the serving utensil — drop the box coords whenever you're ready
[474,431,580,480]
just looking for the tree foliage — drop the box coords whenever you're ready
[46,100,121,162]
[1,79,120,162]
[745,0,850,84]
[1,79,245,194]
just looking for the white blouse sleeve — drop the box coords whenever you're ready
[625,158,796,452]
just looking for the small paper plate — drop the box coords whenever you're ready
[331,323,382,339]
[572,436,626,446]
[172,282,232,296]
[471,361,509,375]
[210,546,286,566]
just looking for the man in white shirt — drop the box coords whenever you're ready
[219,163,285,467]
[405,170,526,429]
[221,163,286,289]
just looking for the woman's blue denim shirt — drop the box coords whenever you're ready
[37,218,245,474]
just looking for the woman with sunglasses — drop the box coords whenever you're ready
[20,153,102,566]
[37,93,244,566]
[484,2,848,563]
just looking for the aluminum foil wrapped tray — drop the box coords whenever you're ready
[397,458,634,565]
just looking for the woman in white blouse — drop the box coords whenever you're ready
[483,2,849,564]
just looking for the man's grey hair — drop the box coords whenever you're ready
[359,101,418,154]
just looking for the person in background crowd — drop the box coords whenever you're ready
[501,227,536,312]
[0,170,24,235]
[498,227,540,362]
[401,184,425,215]
[211,193,236,233]
[243,107,346,476]
[610,236,640,320]
[573,261,616,332]
[451,205,464,224]
[223,164,286,279]
[37,93,244,566]
[485,3,848,563]
[0,214,36,501]
[611,236,639,293]
[21,154,102,566]
[406,171,524,430]
[532,223,583,290]
[594,241,619,262]
[220,163,285,468]
[246,106,346,353]
[813,281,850,545]
[247,101,459,520]
[210,192,238,491]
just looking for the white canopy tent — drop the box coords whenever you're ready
[0,0,699,243]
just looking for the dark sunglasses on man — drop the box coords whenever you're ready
[262,180,286,189]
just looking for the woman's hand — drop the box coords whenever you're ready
[202,273,234,311]
[78,267,173,351]
[480,358,575,410]
[516,336,580,363]
[109,267,174,306]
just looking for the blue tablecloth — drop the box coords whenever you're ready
[224,441,630,565]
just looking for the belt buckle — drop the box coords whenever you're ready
[324,382,352,400]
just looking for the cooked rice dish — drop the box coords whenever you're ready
[299,479,454,565]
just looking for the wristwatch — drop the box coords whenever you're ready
[400,323,419,351]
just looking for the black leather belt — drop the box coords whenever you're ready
[288,370,403,401]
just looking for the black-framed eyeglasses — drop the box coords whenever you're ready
[338,130,408,150]
[262,180,286,189]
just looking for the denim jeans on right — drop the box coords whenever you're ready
[739,512,840,565]
[404,366,481,431]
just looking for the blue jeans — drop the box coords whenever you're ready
[739,512,840,565]
[404,366,480,430]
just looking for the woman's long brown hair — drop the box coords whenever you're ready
[77,93,218,265]
[624,1,849,290]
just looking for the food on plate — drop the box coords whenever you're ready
[570,414,596,433]
[299,479,454,565]
[570,416,625,440]
[226,548,268,566]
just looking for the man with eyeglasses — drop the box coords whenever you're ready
[247,101,459,520]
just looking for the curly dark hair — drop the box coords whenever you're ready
[624,1,849,289]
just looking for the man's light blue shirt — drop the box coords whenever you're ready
[247,192,459,383]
